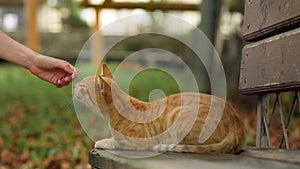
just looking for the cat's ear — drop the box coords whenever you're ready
[98,75,112,94]
[96,76,103,89]
[101,64,112,78]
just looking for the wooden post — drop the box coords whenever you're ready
[191,0,221,93]
[257,94,269,148]
[91,9,104,68]
[256,95,263,148]
[24,0,40,52]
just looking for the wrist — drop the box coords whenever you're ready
[24,52,40,71]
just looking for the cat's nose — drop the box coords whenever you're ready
[73,85,81,97]
[73,85,78,92]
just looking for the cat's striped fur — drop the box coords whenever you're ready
[73,64,245,153]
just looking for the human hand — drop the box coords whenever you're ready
[28,55,78,88]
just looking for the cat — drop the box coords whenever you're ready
[73,64,245,153]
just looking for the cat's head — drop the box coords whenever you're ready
[73,64,114,114]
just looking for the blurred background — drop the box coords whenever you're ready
[0,0,299,168]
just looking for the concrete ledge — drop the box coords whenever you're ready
[89,148,300,169]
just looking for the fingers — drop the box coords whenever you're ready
[29,55,78,88]
[70,67,78,80]
[59,61,78,80]
[54,61,78,88]
[42,57,78,88]
[60,63,78,83]
[54,83,63,88]
[54,79,69,88]
[53,58,78,77]
[54,75,74,88]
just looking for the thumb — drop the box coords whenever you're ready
[52,58,78,79]
[55,60,76,74]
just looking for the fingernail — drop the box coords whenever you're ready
[64,77,70,81]
[71,66,75,72]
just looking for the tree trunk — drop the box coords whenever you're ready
[188,0,222,93]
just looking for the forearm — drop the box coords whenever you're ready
[0,31,38,69]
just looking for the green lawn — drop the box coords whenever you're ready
[0,64,91,168]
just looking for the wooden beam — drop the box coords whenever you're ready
[0,0,43,7]
[91,9,104,68]
[243,0,300,41]
[240,148,300,164]
[24,0,40,52]
[239,27,300,95]
[80,1,199,11]
[0,0,23,6]
[104,0,112,4]
[89,149,300,169]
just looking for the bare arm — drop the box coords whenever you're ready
[0,31,77,87]
[0,31,36,68]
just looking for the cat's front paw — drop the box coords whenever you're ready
[94,138,116,150]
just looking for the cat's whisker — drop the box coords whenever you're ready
[62,99,74,111]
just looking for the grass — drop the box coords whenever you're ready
[0,64,91,168]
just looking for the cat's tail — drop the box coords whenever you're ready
[153,141,238,154]
[153,134,244,154]
[153,116,245,154]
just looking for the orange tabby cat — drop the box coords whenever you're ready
[73,64,245,153]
